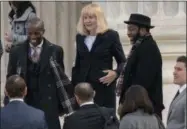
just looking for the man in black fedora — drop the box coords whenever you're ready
[117,13,164,119]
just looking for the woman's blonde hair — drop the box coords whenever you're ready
[77,3,108,35]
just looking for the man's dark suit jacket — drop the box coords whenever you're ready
[1,100,48,129]
[5,38,64,129]
[63,104,116,129]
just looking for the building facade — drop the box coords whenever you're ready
[0,1,186,90]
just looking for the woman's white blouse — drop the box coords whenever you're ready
[84,36,96,51]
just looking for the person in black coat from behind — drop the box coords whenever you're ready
[72,3,126,109]
[63,82,118,129]
[117,13,165,119]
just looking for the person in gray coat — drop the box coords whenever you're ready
[5,1,36,52]
[167,56,186,129]
[118,85,160,129]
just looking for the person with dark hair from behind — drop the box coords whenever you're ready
[5,1,36,52]
[1,75,48,129]
[118,85,162,129]
[166,56,186,129]
[63,82,118,129]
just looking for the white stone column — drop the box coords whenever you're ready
[40,2,57,44]
[32,1,41,17]
[138,1,144,14]
[176,1,186,17]
[143,2,158,16]
[164,1,179,17]
[56,2,72,76]
[105,1,121,29]
[1,1,10,101]
[152,1,165,20]
[66,2,78,77]
[55,1,91,76]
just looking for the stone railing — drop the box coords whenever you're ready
[95,1,186,42]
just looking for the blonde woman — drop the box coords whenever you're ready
[72,3,126,108]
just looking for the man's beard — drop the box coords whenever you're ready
[131,33,140,45]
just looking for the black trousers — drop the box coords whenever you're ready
[86,79,116,109]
